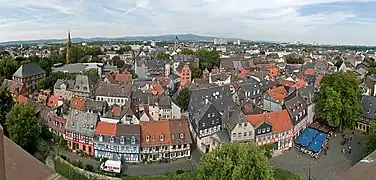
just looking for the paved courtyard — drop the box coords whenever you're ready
[271,131,366,180]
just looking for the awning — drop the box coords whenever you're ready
[308,140,324,153]
[295,133,313,147]
[302,128,319,138]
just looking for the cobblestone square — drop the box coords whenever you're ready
[271,132,365,180]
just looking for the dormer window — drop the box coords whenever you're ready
[267,128,270,132]
[120,136,125,144]
[99,135,103,142]
[152,135,156,141]
[180,133,184,139]
[110,136,114,143]
[160,135,164,141]
[146,135,150,142]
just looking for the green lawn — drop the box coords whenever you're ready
[54,158,97,180]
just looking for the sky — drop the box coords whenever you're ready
[0,0,376,45]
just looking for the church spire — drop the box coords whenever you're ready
[66,31,71,64]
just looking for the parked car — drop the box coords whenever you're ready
[100,160,122,174]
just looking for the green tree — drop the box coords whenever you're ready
[197,142,275,180]
[6,104,41,153]
[316,72,362,130]
[111,56,125,69]
[196,49,220,70]
[0,57,19,79]
[117,46,132,54]
[189,64,201,79]
[83,69,100,83]
[180,49,195,55]
[153,52,170,60]
[177,87,189,111]
[274,168,302,180]
[362,121,376,157]
[36,140,51,162]
[0,88,13,134]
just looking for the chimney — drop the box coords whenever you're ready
[0,125,6,180]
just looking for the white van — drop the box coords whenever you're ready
[100,160,122,174]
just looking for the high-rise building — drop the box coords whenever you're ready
[213,38,227,45]
[66,31,71,64]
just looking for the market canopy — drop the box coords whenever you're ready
[314,132,328,142]
[295,133,313,147]
[302,128,319,138]
[307,140,324,153]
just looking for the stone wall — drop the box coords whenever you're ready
[55,156,121,180]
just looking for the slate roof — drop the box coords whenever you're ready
[189,85,234,114]
[65,111,98,137]
[95,83,132,98]
[12,62,45,78]
[84,99,107,113]
[224,107,248,131]
[361,95,376,120]
[168,118,192,145]
[73,75,91,94]
[54,79,75,90]
[297,86,315,105]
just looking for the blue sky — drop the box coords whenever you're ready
[0,0,376,45]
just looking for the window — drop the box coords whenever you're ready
[110,136,114,143]
[120,136,125,144]
[238,133,241,138]
[146,136,150,142]
[207,114,210,118]
[262,128,265,133]
[249,131,252,136]
[131,137,135,144]
[238,124,242,128]
[267,128,270,132]
[202,122,205,127]
[180,133,184,139]
[258,129,261,134]
[152,135,156,141]
[172,135,175,139]
[244,123,247,127]
[160,135,164,141]
[212,120,215,124]
[244,132,247,137]
[99,135,103,142]
[233,133,236,138]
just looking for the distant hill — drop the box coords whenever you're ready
[0,34,246,45]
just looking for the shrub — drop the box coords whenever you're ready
[85,164,94,172]
[76,160,84,169]
[176,169,185,174]
[60,155,67,161]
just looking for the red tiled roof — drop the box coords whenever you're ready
[47,95,59,108]
[292,79,307,89]
[17,95,28,105]
[279,79,295,87]
[267,67,279,77]
[112,105,121,117]
[304,68,316,75]
[115,73,132,85]
[71,96,85,111]
[148,82,164,96]
[267,86,287,103]
[247,110,292,133]
[315,75,323,86]
[140,121,171,147]
[95,122,117,136]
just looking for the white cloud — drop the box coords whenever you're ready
[0,0,375,45]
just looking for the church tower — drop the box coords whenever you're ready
[174,36,179,51]
[66,31,71,64]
